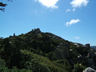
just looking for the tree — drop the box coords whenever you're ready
[0,0,11,11]
[0,2,7,11]
[72,63,86,72]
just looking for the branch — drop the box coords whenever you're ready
[0,2,7,7]
[0,8,5,12]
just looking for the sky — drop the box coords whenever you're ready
[0,0,96,46]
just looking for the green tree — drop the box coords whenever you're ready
[72,63,86,72]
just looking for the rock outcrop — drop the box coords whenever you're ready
[83,67,96,72]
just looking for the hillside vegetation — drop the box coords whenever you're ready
[0,28,96,72]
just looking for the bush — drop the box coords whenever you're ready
[72,63,86,72]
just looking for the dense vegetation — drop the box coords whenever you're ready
[0,28,96,72]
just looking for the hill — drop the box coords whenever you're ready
[0,28,96,72]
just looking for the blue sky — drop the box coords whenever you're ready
[0,0,96,45]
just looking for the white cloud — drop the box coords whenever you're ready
[37,0,59,8]
[65,9,71,13]
[74,36,80,40]
[70,0,89,8]
[66,19,80,27]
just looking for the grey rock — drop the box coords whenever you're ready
[83,67,96,72]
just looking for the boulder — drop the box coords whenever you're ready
[83,67,96,72]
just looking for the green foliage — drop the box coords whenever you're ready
[72,63,86,72]
[21,50,67,72]
[0,28,95,72]
[55,59,72,72]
